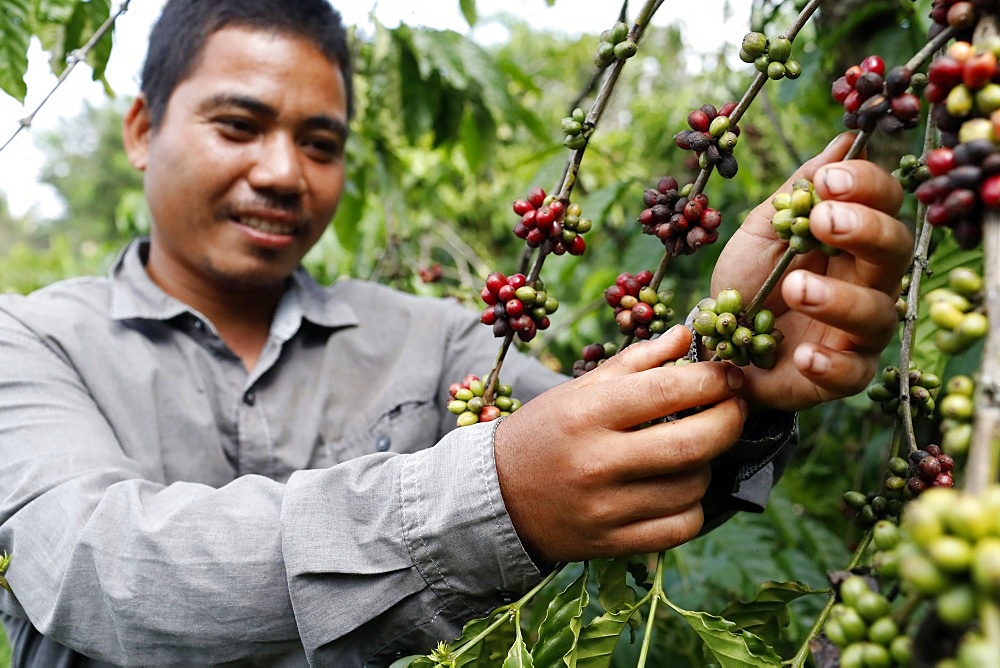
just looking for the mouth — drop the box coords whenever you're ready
[228,211,302,237]
[235,215,298,236]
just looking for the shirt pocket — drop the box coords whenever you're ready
[317,396,445,466]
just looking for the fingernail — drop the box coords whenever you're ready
[797,274,829,307]
[823,167,854,196]
[738,397,749,418]
[825,202,858,234]
[726,365,745,391]
[808,350,831,374]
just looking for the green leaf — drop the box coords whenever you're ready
[595,557,638,613]
[664,599,783,667]
[332,167,367,253]
[572,609,636,668]
[476,617,517,667]
[80,0,114,89]
[502,634,533,668]
[718,581,823,646]
[0,0,32,101]
[530,568,590,666]
[449,616,493,667]
[459,0,477,27]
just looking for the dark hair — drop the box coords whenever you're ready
[140,0,353,127]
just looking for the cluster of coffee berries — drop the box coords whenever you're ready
[904,444,956,498]
[843,458,910,528]
[636,176,723,256]
[888,486,1000,656]
[928,0,988,41]
[693,289,781,369]
[480,272,558,343]
[824,574,912,668]
[571,341,617,377]
[771,178,837,255]
[447,375,521,427]
[561,107,593,150]
[594,21,636,68]
[604,271,676,340]
[511,187,589,256]
[915,139,1000,249]
[939,375,976,457]
[924,266,988,353]
[866,365,941,419]
[925,42,1000,147]
[892,154,933,193]
[739,32,801,81]
[673,103,741,179]
[831,55,922,134]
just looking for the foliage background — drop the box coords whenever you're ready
[0,0,951,663]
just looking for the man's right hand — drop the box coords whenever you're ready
[493,325,747,564]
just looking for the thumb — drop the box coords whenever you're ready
[595,325,693,377]
[794,132,860,183]
[740,133,860,234]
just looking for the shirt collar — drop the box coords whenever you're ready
[109,238,359,330]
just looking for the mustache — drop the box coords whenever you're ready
[218,194,304,219]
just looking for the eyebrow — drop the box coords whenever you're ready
[197,93,348,136]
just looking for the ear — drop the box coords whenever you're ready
[122,94,153,171]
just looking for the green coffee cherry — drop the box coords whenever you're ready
[768,37,792,62]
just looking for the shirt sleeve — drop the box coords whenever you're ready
[0,312,541,665]
[281,418,541,664]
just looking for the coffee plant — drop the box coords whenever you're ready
[392,1,1000,665]
[5,0,1000,666]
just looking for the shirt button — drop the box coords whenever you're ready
[243,390,256,406]
[375,434,391,452]
[193,319,205,331]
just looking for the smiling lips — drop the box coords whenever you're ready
[234,214,299,236]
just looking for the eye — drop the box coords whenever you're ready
[302,135,344,163]
[216,117,258,139]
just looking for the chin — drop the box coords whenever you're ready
[206,261,294,294]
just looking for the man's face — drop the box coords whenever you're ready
[125,26,348,296]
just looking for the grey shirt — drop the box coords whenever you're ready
[0,240,792,666]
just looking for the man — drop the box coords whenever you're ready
[0,0,910,665]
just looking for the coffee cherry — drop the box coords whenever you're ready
[604,272,675,339]
[695,289,779,368]
[834,54,924,135]
[446,374,522,426]
[637,176,722,254]
[674,103,741,179]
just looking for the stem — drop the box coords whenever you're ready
[843,130,872,161]
[744,247,796,322]
[891,593,924,628]
[967,14,1000,494]
[0,0,132,155]
[893,112,940,454]
[637,552,667,667]
[449,563,568,660]
[482,0,665,386]
[787,532,873,668]
[967,214,1000,493]
[904,25,958,72]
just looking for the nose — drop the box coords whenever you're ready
[248,132,305,195]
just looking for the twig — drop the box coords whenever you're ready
[897,111,940,455]
[0,1,132,156]
[966,14,1000,494]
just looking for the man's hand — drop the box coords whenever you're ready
[494,326,747,563]
[713,133,912,413]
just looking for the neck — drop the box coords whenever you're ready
[144,253,286,372]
